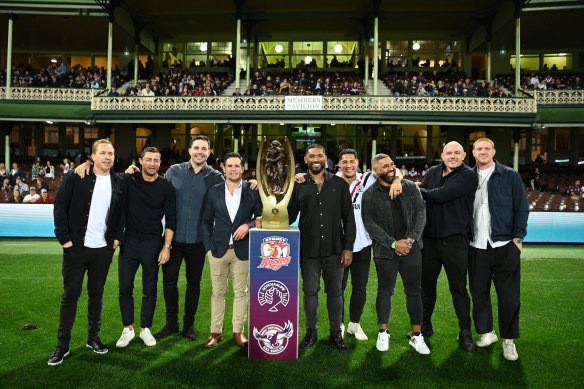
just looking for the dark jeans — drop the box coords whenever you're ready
[341,245,371,323]
[161,241,206,328]
[421,235,472,331]
[57,246,114,347]
[374,247,423,326]
[118,236,162,329]
[300,254,344,332]
[469,242,521,339]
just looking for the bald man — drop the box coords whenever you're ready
[415,141,478,352]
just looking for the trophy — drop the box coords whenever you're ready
[255,137,295,229]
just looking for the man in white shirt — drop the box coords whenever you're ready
[48,139,127,366]
[23,187,40,203]
[200,152,262,348]
[469,138,528,361]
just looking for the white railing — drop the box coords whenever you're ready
[533,89,584,105]
[90,95,537,113]
[0,87,103,102]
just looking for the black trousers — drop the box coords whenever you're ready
[161,241,206,328]
[421,235,472,331]
[469,242,521,339]
[341,245,371,324]
[118,236,162,329]
[374,247,423,326]
[57,246,114,347]
[300,254,344,332]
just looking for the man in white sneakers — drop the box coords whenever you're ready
[362,154,429,355]
[469,138,528,361]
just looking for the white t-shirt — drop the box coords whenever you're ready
[470,165,509,249]
[23,193,40,202]
[84,174,112,248]
[225,180,243,244]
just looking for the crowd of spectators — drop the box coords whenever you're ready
[234,69,365,96]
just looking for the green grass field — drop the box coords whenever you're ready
[0,239,582,388]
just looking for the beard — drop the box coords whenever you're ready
[309,162,325,174]
[379,173,395,184]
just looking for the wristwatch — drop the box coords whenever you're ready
[513,238,523,244]
[163,244,173,250]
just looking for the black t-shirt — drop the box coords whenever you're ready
[381,185,406,240]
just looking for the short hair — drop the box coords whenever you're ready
[371,153,391,169]
[305,143,325,155]
[91,139,114,154]
[223,152,243,165]
[473,137,495,149]
[339,148,358,160]
[191,134,210,148]
[140,146,161,158]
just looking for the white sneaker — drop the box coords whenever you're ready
[116,327,135,348]
[503,339,518,361]
[139,328,157,347]
[409,334,430,355]
[476,331,498,347]
[347,322,368,341]
[340,323,345,339]
[376,330,390,352]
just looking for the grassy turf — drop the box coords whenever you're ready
[0,239,582,388]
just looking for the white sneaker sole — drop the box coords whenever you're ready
[86,344,109,354]
[409,340,430,355]
[47,351,70,366]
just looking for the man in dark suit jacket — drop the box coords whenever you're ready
[201,152,262,348]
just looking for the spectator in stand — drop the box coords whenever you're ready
[14,177,29,193]
[142,84,155,97]
[61,159,71,174]
[279,79,290,95]
[38,188,55,204]
[349,82,360,95]
[23,187,41,203]
[232,88,241,96]
[421,164,430,176]
[107,87,119,96]
[570,180,581,200]
[10,189,23,203]
[37,176,50,192]
[44,160,55,179]
[0,162,6,178]
[10,162,26,185]
[2,177,10,192]
[408,167,418,177]
[341,81,351,95]
[32,157,42,181]
[400,164,408,177]
[528,167,541,190]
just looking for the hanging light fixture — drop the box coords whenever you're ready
[305,56,312,64]
[200,42,207,52]
[275,44,283,53]
[334,44,342,53]
[412,42,420,51]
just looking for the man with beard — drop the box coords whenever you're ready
[288,144,356,353]
[49,139,126,365]
[362,154,428,354]
[415,141,478,352]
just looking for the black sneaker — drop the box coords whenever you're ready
[330,330,349,353]
[47,346,70,366]
[86,337,108,354]
[457,330,477,353]
[182,325,198,341]
[154,323,180,340]
[301,327,318,349]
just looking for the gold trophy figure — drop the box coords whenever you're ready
[256,137,295,229]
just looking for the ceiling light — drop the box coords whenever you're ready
[334,44,342,53]
[46,121,53,124]
[275,44,283,53]
[50,58,58,63]
[412,42,420,51]
[200,43,207,52]
[305,56,312,64]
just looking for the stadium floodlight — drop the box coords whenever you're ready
[275,44,283,53]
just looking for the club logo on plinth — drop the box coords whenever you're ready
[258,280,290,312]
[258,236,291,271]
[253,321,294,355]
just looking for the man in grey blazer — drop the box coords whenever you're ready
[200,152,263,348]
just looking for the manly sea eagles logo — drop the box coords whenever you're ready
[258,236,291,271]
[258,281,290,312]
[253,321,294,355]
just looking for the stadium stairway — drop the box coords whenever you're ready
[366,78,393,95]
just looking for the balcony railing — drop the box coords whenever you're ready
[533,89,584,105]
[90,95,537,113]
[0,87,103,102]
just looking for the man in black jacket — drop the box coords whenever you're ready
[49,139,127,366]
[362,154,429,355]
[417,141,478,352]
[288,144,356,353]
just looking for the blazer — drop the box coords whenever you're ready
[201,180,262,261]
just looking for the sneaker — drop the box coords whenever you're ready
[116,327,135,348]
[503,339,519,361]
[86,337,108,354]
[47,346,69,366]
[347,322,368,341]
[140,328,157,347]
[340,323,345,339]
[409,334,430,355]
[476,331,498,347]
[376,330,390,352]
